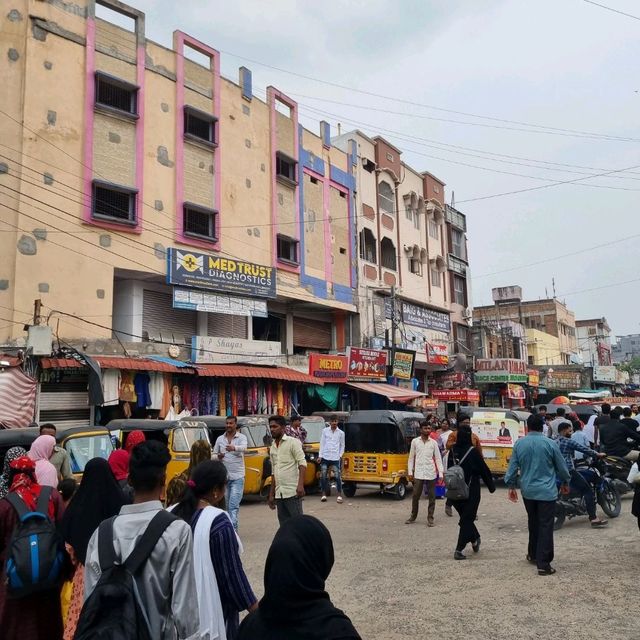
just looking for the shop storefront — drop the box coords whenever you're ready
[537,367,584,402]
[475,358,528,409]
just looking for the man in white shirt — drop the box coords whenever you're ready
[318,415,346,504]
[406,420,443,527]
[213,415,248,531]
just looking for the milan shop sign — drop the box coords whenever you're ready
[308,354,348,381]
[475,359,528,384]
[346,347,387,381]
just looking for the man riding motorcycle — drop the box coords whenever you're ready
[557,421,608,527]
[599,407,640,462]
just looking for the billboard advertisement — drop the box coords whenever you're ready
[346,347,387,381]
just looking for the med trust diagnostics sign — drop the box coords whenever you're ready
[167,249,276,299]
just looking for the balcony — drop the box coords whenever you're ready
[445,204,467,231]
[448,254,468,275]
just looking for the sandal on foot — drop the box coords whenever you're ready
[537,567,556,576]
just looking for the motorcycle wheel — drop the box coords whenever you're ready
[598,480,621,518]
[553,502,566,531]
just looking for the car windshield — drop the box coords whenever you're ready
[173,426,210,452]
[301,419,325,443]
[64,435,113,473]
[240,418,271,448]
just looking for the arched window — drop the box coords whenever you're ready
[380,237,396,271]
[378,181,395,215]
[359,228,377,263]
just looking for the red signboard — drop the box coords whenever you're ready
[426,342,449,365]
[431,389,480,403]
[308,354,348,381]
[347,347,387,381]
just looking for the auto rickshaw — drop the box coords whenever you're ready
[341,410,422,500]
[300,416,326,491]
[107,418,210,485]
[0,425,113,480]
[190,415,272,498]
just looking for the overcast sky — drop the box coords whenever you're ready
[118,0,639,337]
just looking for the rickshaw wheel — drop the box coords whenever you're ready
[343,482,357,498]
[393,482,407,500]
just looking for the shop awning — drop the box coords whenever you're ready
[346,382,425,403]
[195,364,323,385]
[40,356,196,374]
[0,367,37,429]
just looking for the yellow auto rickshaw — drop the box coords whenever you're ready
[107,418,210,485]
[341,410,422,500]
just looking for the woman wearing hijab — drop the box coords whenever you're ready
[0,455,65,640]
[28,434,59,487]
[449,415,496,560]
[238,515,361,640]
[60,457,126,639]
[0,446,27,499]
[173,459,256,640]
[108,449,133,502]
[166,439,212,507]
[123,429,146,454]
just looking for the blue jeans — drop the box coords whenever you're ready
[225,477,244,530]
[321,460,342,495]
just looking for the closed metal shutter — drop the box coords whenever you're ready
[38,370,91,428]
[142,290,197,344]
[293,317,332,349]
[207,313,247,339]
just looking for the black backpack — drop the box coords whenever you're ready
[5,486,65,598]
[73,510,177,640]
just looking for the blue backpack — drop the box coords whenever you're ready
[5,486,65,597]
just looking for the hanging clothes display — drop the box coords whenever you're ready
[148,372,165,411]
[134,373,152,409]
[160,375,172,418]
[119,372,137,403]
[101,370,120,407]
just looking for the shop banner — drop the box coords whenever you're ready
[422,398,439,410]
[167,249,276,298]
[527,369,540,387]
[173,288,268,317]
[433,371,472,389]
[543,370,582,390]
[507,384,526,400]
[593,365,616,384]
[391,349,415,380]
[402,301,450,334]
[431,389,480,403]
[475,358,528,383]
[426,342,449,365]
[308,354,348,381]
[192,336,282,365]
[347,347,387,381]
[471,417,526,449]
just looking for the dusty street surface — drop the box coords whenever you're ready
[238,485,638,640]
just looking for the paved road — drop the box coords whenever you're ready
[238,485,638,640]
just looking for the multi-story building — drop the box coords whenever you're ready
[332,130,472,390]
[473,286,577,365]
[611,334,640,363]
[526,329,563,366]
[1,0,360,420]
[576,318,612,366]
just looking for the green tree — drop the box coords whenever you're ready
[619,356,640,375]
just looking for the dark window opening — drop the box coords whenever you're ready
[359,229,377,263]
[184,204,218,241]
[362,158,376,173]
[92,182,136,224]
[409,257,422,275]
[339,191,347,199]
[339,247,346,255]
[310,176,319,185]
[253,314,282,342]
[95,72,137,115]
[184,107,217,145]
[380,237,396,271]
[277,234,299,264]
[276,152,297,184]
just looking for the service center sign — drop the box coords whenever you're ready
[309,354,348,381]
[347,347,387,381]
[167,249,276,298]
[475,358,528,383]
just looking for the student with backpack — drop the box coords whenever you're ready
[80,440,200,640]
[0,454,66,640]
[447,415,495,560]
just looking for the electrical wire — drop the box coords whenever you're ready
[582,0,640,21]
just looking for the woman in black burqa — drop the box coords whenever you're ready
[450,417,496,560]
[238,514,361,640]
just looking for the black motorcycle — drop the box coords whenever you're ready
[554,458,621,530]
[602,455,635,497]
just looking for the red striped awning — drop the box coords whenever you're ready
[0,368,37,428]
[40,356,195,374]
[196,364,323,385]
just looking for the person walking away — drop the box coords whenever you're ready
[318,415,345,504]
[504,414,570,575]
[40,423,73,480]
[0,455,65,640]
[0,446,27,499]
[27,434,59,488]
[108,448,133,503]
[439,420,455,516]
[621,407,639,430]
[214,416,248,530]
[599,407,640,461]
[549,408,568,439]
[83,441,199,640]
[593,402,612,447]
[237,515,361,640]
[60,458,126,639]
[582,414,598,447]
[173,460,257,640]
[556,422,608,527]
[165,439,212,507]
[406,420,443,527]
[286,415,307,443]
[449,419,495,559]
[268,415,307,525]
[571,420,592,462]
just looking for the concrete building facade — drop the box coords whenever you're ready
[612,334,640,364]
[575,318,612,366]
